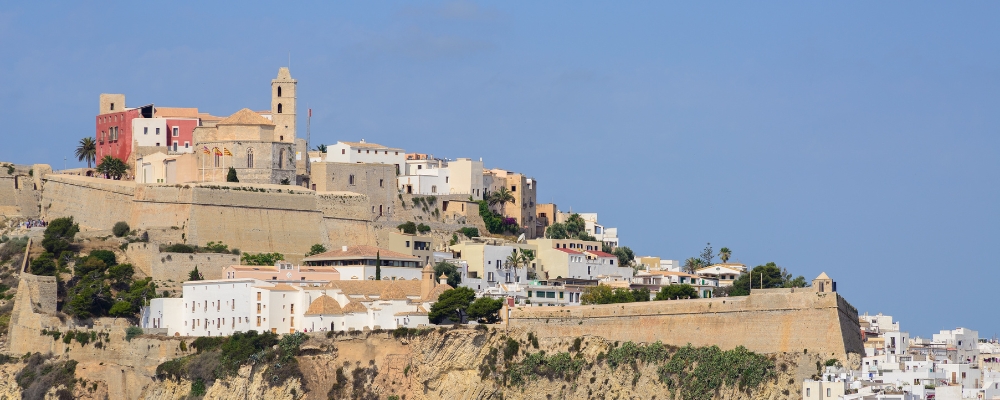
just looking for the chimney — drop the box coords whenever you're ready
[342,246,348,252]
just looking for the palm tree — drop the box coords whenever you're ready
[518,249,536,278]
[683,257,705,274]
[96,155,129,180]
[488,187,516,215]
[75,137,97,168]
[314,144,327,153]
[505,249,520,271]
[718,247,731,264]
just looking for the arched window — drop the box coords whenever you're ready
[277,86,282,97]
[214,153,221,168]
[277,103,283,114]
[247,148,254,168]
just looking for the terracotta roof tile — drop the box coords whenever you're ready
[584,250,615,258]
[379,282,409,300]
[342,300,368,313]
[217,108,275,126]
[422,283,453,302]
[340,141,398,150]
[555,248,582,254]
[304,295,343,315]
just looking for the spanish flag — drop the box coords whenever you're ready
[224,148,232,156]
[214,148,223,156]
[202,146,210,155]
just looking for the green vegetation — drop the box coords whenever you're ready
[719,247,732,263]
[433,261,462,287]
[487,187,516,215]
[75,137,97,168]
[429,287,475,324]
[96,155,129,180]
[655,284,699,300]
[188,266,204,281]
[34,217,79,275]
[241,252,284,266]
[226,166,239,182]
[160,242,238,255]
[417,223,431,233]
[396,221,417,234]
[125,326,143,342]
[580,285,650,305]
[457,227,479,238]
[545,213,596,241]
[16,353,78,400]
[728,262,808,296]
[112,221,130,237]
[658,344,776,400]
[163,243,195,253]
[467,297,504,323]
[0,236,28,264]
[63,248,154,320]
[477,201,519,235]
[612,246,635,270]
[305,244,327,257]
[156,331,306,393]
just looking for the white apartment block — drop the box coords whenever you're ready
[142,265,451,337]
[398,157,486,198]
[323,140,405,173]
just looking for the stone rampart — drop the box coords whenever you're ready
[507,289,864,359]
[0,163,43,218]
[125,242,234,281]
[41,175,136,230]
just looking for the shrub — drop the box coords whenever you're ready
[305,244,327,257]
[458,227,479,238]
[396,221,417,235]
[241,252,284,266]
[203,241,229,254]
[226,167,239,183]
[125,326,143,342]
[163,243,195,253]
[112,221,130,237]
[417,223,431,233]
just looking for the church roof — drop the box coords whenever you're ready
[304,295,343,315]
[342,300,368,313]
[303,245,418,262]
[217,108,276,126]
[274,67,294,81]
[326,280,422,297]
[423,283,453,302]
[379,282,409,300]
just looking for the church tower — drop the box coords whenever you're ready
[271,67,296,144]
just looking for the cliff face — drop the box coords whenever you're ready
[151,327,831,400]
[0,326,847,400]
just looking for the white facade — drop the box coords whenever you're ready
[132,118,169,148]
[323,140,405,172]
[141,276,445,337]
[335,265,423,281]
[398,164,450,195]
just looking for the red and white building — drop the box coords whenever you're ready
[95,94,210,165]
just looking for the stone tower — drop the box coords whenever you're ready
[812,272,836,293]
[271,67,296,144]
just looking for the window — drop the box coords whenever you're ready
[144,127,148,135]
[172,127,179,137]
[826,388,831,397]
[214,153,220,167]
[247,148,254,168]
[511,185,516,192]
[405,241,410,248]
[342,149,345,154]
[277,103,283,113]
[349,175,355,185]
[527,291,532,297]
[806,388,810,397]
[257,316,261,327]
[185,142,190,148]
[110,103,115,111]
[379,179,383,187]
[257,292,261,301]
[156,127,160,135]
[277,86,282,97]
[431,185,437,193]
[290,304,294,313]
[173,143,178,152]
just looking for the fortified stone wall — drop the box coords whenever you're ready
[41,175,136,230]
[0,164,44,218]
[507,288,864,359]
[125,242,233,281]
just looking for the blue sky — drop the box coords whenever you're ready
[1,1,998,337]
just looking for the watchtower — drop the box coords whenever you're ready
[813,272,836,293]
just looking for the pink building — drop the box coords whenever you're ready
[95,95,212,168]
[224,262,340,283]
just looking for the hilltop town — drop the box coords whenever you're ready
[0,68,992,400]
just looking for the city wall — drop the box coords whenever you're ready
[508,288,864,359]
[125,242,233,281]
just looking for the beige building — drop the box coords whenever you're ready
[535,203,557,238]
[310,162,397,220]
[694,263,746,287]
[386,232,437,266]
[485,169,539,239]
[134,152,199,184]
[193,108,296,184]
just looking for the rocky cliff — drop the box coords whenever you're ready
[0,325,847,400]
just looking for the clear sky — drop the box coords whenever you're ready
[1,1,998,337]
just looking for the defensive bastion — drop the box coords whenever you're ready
[507,287,864,360]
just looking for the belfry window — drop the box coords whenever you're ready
[277,103,283,113]
[247,148,254,168]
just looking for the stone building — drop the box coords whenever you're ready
[310,162,397,220]
[485,168,539,239]
[192,108,295,184]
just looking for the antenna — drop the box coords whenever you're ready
[288,52,291,68]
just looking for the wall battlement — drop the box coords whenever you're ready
[508,289,864,360]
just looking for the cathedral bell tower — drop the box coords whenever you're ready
[271,67,296,144]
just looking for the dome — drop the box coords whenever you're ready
[342,300,368,313]
[304,295,343,315]
[379,282,409,301]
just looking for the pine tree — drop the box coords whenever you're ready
[375,251,381,280]
[226,167,239,182]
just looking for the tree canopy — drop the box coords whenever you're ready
[433,261,462,287]
[580,285,648,305]
[545,213,596,241]
[467,296,504,324]
[429,287,476,324]
[655,284,699,300]
[728,262,808,296]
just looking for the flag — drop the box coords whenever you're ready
[224,148,232,156]
[202,146,210,155]
[308,108,312,118]
[214,148,222,156]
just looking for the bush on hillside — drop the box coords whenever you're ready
[112,221,130,237]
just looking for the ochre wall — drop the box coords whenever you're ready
[507,288,864,359]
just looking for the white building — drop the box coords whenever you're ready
[132,117,196,153]
[450,241,527,290]
[694,264,746,287]
[142,264,451,336]
[323,140,405,173]
[397,157,486,198]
